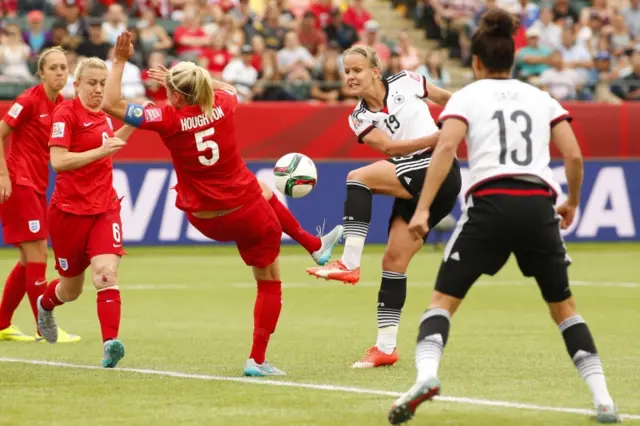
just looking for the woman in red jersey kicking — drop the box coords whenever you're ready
[0,47,80,343]
[102,32,330,376]
[36,57,136,369]
[143,68,343,265]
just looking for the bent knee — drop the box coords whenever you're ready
[92,264,118,290]
[346,168,368,184]
[381,247,414,272]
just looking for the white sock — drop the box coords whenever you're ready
[341,236,365,270]
[415,334,444,382]
[573,352,614,407]
[376,325,399,355]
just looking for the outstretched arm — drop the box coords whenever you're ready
[102,32,134,121]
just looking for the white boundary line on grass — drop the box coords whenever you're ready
[120,280,640,291]
[1,357,638,421]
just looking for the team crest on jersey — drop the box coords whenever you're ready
[28,220,40,233]
[52,122,65,138]
[58,258,68,271]
[106,117,113,130]
[407,71,421,82]
[145,108,162,122]
[352,117,363,128]
[393,94,406,104]
[8,103,23,119]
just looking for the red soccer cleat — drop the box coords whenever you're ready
[351,346,399,369]
[306,260,360,285]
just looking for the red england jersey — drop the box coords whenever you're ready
[49,98,118,215]
[124,90,261,212]
[3,84,63,194]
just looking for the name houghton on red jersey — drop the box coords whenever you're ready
[125,89,262,212]
[2,84,63,194]
[49,98,119,215]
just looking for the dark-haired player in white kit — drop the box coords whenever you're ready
[388,8,620,425]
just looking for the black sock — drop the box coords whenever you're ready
[341,181,372,269]
[559,315,608,383]
[377,271,407,329]
[342,180,372,239]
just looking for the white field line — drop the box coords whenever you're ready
[0,357,638,421]
[121,280,640,291]
[0,250,632,264]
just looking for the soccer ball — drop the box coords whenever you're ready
[273,153,318,198]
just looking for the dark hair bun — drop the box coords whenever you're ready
[480,8,518,37]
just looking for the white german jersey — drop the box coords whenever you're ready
[348,71,439,155]
[439,79,570,197]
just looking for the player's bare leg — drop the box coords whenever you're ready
[37,273,85,344]
[353,217,422,369]
[389,291,461,424]
[548,297,620,423]
[91,254,125,368]
[260,180,343,266]
[243,258,286,377]
[307,161,411,284]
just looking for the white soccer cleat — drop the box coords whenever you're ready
[388,378,441,424]
[596,404,622,424]
[311,224,344,266]
[243,358,287,377]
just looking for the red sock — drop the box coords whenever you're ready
[97,288,121,342]
[24,262,47,327]
[0,262,26,329]
[41,279,64,311]
[250,280,282,364]
[268,196,321,253]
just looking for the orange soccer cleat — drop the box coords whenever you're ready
[351,346,399,369]
[306,260,360,285]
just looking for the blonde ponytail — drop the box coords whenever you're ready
[193,66,214,119]
[167,61,215,119]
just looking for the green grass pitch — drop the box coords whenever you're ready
[1,243,639,426]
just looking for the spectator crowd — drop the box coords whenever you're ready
[402,0,640,102]
[2,0,640,103]
[0,0,451,103]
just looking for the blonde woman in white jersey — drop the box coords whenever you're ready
[388,9,620,425]
[307,45,462,369]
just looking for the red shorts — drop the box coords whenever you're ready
[187,197,281,268]
[48,204,125,277]
[0,184,48,245]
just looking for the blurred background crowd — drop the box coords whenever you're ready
[0,0,639,103]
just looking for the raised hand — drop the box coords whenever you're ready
[148,64,169,84]
[114,31,134,62]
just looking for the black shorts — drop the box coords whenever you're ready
[434,179,572,303]
[386,152,462,238]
